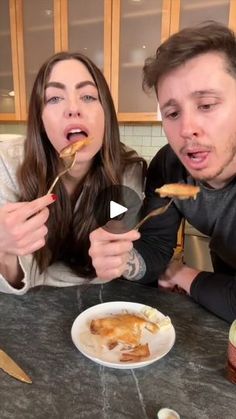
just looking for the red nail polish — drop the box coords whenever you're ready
[51,194,58,201]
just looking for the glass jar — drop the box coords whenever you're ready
[227,320,236,384]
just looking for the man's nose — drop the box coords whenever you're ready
[179,112,200,139]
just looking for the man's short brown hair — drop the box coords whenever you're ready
[142,21,236,96]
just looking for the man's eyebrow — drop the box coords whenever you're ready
[160,89,221,111]
[160,99,177,111]
[191,89,220,97]
[45,80,96,89]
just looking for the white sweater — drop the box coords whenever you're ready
[0,137,144,294]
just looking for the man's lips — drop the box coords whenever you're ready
[186,150,209,160]
[182,149,210,170]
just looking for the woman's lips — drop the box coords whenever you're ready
[67,132,87,141]
[63,124,88,139]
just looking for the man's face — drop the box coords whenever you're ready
[158,52,236,188]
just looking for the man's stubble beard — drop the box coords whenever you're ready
[179,132,236,183]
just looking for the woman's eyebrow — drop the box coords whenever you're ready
[45,80,96,89]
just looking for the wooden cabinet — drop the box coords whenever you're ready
[0,0,61,121]
[1,0,236,122]
[114,0,236,122]
[59,0,112,87]
[21,0,56,117]
[0,0,20,119]
[0,0,111,121]
[111,0,170,122]
[170,0,236,35]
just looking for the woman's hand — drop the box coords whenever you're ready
[89,227,140,280]
[0,194,56,256]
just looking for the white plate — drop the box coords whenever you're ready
[71,301,175,369]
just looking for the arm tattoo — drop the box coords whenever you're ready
[123,248,146,281]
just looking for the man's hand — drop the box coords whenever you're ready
[89,227,140,281]
[158,259,200,294]
[0,194,56,256]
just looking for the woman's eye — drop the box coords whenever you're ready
[45,96,62,104]
[81,94,97,103]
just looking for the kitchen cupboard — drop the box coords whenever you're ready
[0,0,110,121]
[115,0,236,122]
[170,0,236,35]
[67,1,106,75]
[0,0,61,120]
[1,0,236,122]
[0,0,19,119]
[22,0,55,117]
[112,0,168,123]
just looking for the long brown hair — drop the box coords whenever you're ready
[143,21,236,96]
[17,51,146,278]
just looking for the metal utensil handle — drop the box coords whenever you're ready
[47,153,77,194]
[135,199,173,230]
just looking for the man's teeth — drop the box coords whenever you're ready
[189,152,205,162]
[191,153,199,159]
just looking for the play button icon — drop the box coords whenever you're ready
[94,185,142,234]
[110,201,127,219]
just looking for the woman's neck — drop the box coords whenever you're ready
[62,160,92,196]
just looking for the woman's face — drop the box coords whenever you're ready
[42,59,105,176]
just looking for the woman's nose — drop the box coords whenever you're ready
[64,97,81,118]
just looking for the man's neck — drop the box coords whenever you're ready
[202,175,236,190]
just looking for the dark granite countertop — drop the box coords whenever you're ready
[0,280,235,419]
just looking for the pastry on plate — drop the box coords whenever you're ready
[90,313,159,361]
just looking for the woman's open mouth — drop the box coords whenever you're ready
[66,129,88,142]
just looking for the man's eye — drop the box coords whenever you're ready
[45,96,62,104]
[166,111,179,119]
[199,103,215,110]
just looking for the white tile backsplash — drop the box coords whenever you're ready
[141,136,152,146]
[0,123,26,136]
[133,125,152,136]
[120,123,167,163]
[151,125,162,136]
[0,122,168,165]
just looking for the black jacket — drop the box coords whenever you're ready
[134,144,236,323]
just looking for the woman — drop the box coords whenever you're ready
[0,51,145,294]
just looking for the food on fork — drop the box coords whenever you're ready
[59,137,92,158]
[155,183,200,200]
[90,313,159,362]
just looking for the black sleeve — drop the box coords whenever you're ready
[134,145,184,284]
[190,272,236,323]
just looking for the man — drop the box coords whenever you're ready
[89,21,236,323]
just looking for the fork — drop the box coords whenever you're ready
[47,152,77,194]
[135,198,174,230]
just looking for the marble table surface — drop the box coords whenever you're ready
[0,280,235,419]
